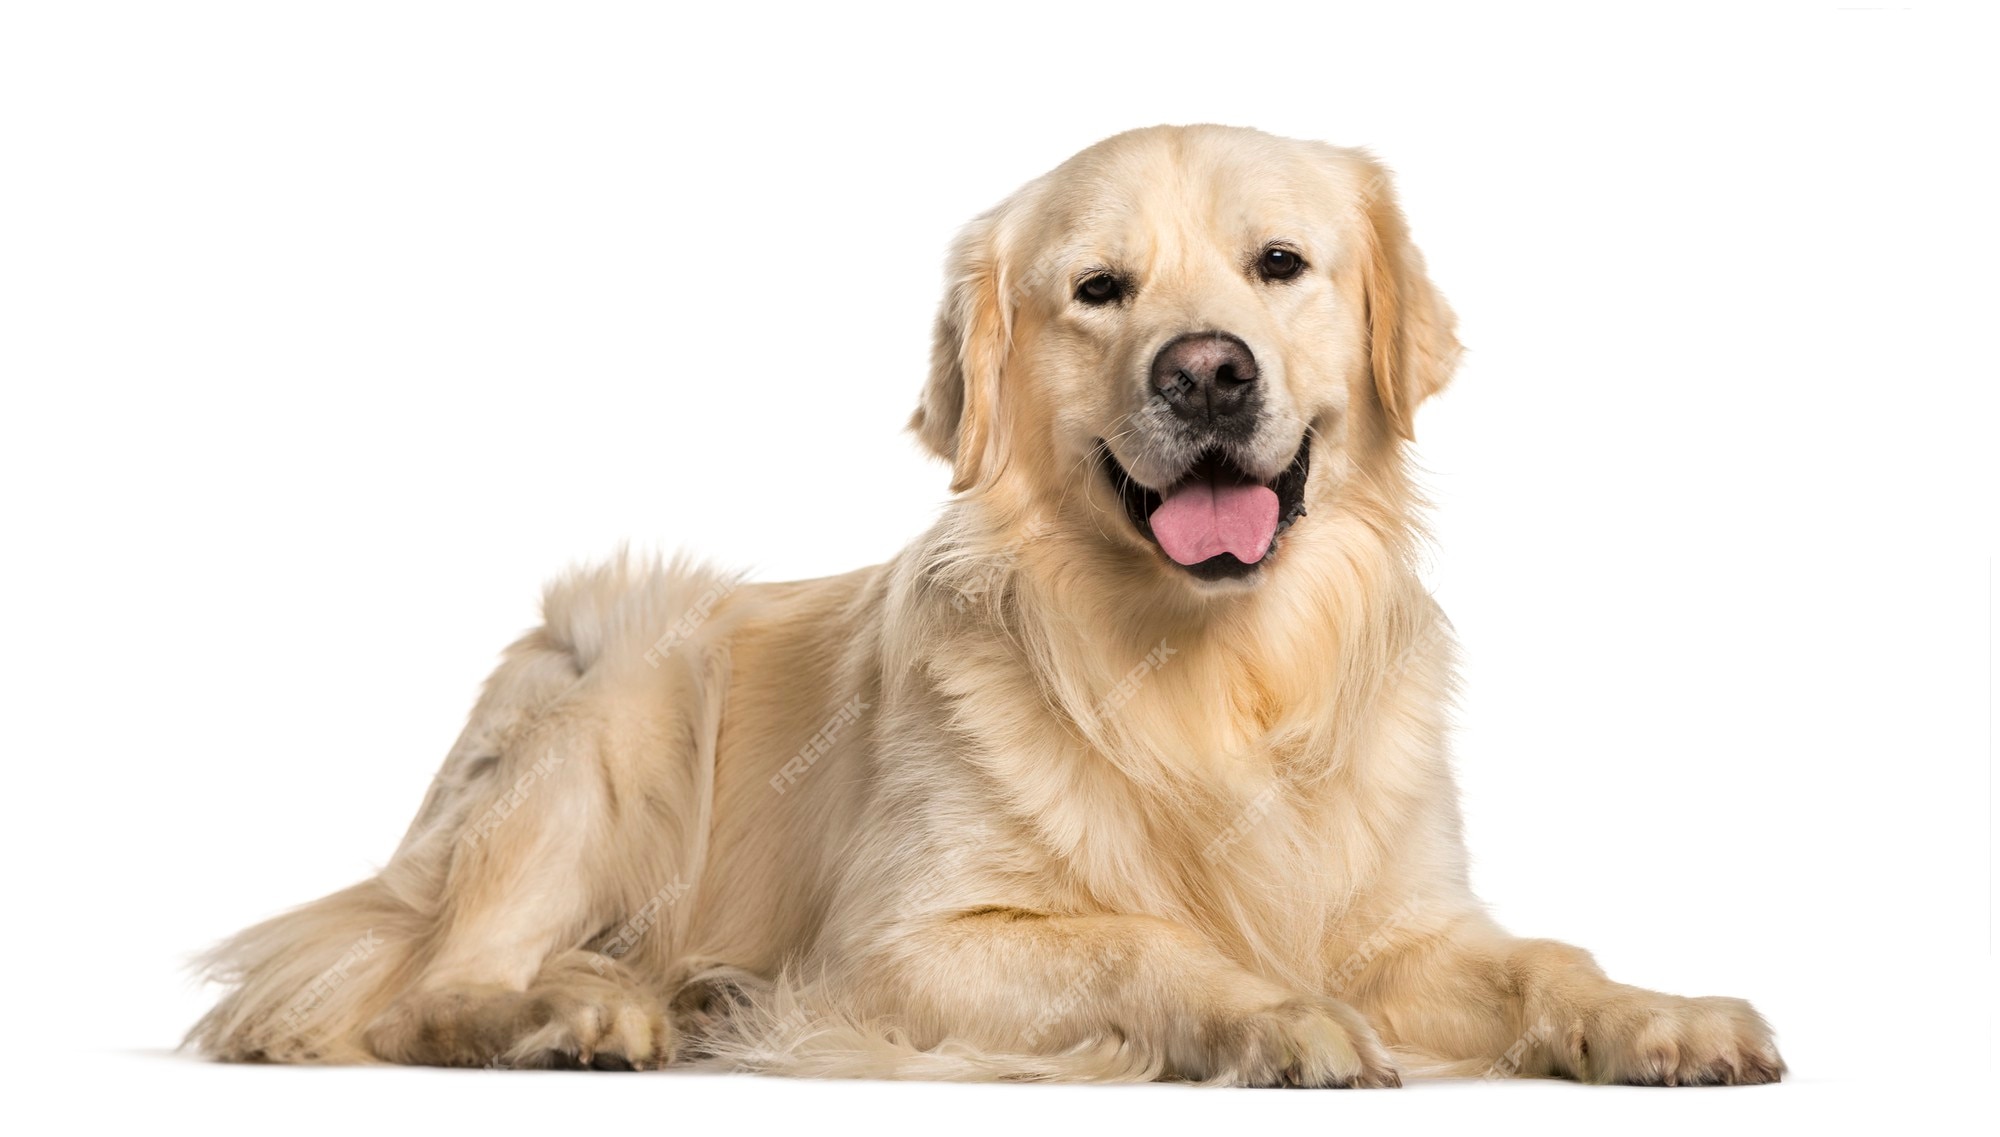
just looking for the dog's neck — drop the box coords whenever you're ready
[913,486,1439,793]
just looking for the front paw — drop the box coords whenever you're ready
[1196,996,1402,1088]
[1542,991,1784,1086]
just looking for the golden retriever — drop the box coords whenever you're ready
[190,124,1784,1086]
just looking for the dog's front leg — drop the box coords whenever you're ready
[1349,914,1784,1084]
[852,910,1401,1086]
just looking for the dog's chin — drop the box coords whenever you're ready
[1095,436,1311,585]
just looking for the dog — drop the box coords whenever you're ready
[190,125,1784,1086]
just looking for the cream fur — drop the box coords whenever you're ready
[189,125,1782,1087]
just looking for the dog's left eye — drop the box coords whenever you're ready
[1258,247,1306,282]
[1076,273,1126,306]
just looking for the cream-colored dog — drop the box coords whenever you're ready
[191,125,1783,1086]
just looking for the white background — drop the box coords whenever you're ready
[2,2,1993,1133]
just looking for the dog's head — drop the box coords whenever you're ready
[912,125,1459,591]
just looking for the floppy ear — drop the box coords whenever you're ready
[1356,158,1462,441]
[909,212,1012,494]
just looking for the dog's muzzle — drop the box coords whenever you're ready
[1099,332,1309,581]
[1098,434,1311,582]
[1152,331,1262,441]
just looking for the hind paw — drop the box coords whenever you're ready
[366,974,675,1070]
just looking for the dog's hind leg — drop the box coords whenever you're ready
[361,690,687,1069]
[192,557,736,1069]
[362,564,735,1069]
[187,624,584,1063]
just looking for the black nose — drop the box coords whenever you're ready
[1151,332,1260,428]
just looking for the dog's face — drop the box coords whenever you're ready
[913,126,1459,590]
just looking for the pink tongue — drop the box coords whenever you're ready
[1148,481,1280,567]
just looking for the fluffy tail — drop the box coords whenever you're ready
[674,965,1480,1083]
[184,873,433,1063]
[675,967,1162,1082]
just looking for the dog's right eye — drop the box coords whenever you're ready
[1076,273,1126,306]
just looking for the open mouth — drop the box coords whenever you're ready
[1096,436,1311,581]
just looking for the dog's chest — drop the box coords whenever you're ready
[935,609,1437,970]
[994,717,1384,945]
